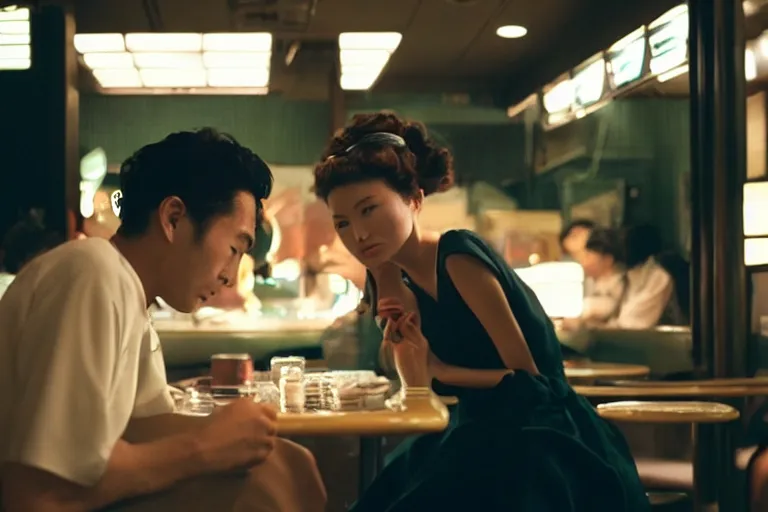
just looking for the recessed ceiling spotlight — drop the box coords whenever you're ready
[496,25,527,39]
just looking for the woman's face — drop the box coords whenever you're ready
[581,250,614,279]
[327,180,417,267]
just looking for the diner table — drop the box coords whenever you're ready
[564,361,651,383]
[597,400,739,512]
[577,382,768,511]
[176,381,450,497]
[268,387,449,436]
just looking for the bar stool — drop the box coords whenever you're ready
[597,400,740,512]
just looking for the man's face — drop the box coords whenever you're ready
[562,226,592,265]
[158,191,257,313]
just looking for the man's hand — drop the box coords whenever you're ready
[197,400,278,473]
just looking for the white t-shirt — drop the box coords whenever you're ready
[0,272,14,299]
[0,238,174,487]
[581,272,626,323]
[606,258,677,329]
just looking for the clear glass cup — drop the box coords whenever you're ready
[179,387,215,416]
[270,356,306,384]
[250,380,280,405]
[304,373,340,411]
[279,366,305,413]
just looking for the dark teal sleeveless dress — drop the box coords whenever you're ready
[352,229,649,512]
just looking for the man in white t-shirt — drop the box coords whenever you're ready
[0,129,325,511]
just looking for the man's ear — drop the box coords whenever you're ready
[157,196,186,242]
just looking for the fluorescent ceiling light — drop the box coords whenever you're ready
[74,33,125,53]
[125,33,202,53]
[338,33,401,90]
[609,27,644,52]
[340,49,390,67]
[0,20,28,34]
[133,52,203,69]
[76,31,273,92]
[339,32,402,51]
[543,79,574,113]
[0,33,28,44]
[207,68,269,87]
[0,6,29,21]
[0,58,29,70]
[93,68,142,88]
[83,52,134,69]
[496,25,527,39]
[649,4,688,30]
[0,44,28,59]
[0,6,29,70]
[203,51,270,68]
[140,68,207,88]
[657,64,688,82]
[202,33,272,52]
[340,73,378,91]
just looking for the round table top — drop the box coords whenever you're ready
[608,376,768,387]
[574,384,768,398]
[564,362,651,380]
[596,400,740,424]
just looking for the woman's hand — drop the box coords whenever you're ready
[379,299,431,387]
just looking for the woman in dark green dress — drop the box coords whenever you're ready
[313,111,649,511]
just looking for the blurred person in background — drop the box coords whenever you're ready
[561,227,626,331]
[618,224,686,328]
[0,214,63,299]
[558,218,595,263]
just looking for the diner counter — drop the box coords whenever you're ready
[559,326,693,376]
[155,317,331,368]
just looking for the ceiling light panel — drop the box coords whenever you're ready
[83,52,134,69]
[202,33,272,52]
[203,52,271,68]
[93,69,142,88]
[338,32,401,91]
[125,33,202,53]
[140,68,207,88]
[207,68,269,87]
[339,32,402,51]
[74,33,125,53]
[0,5,30,70]
[132,52,203,69]
[75,31,272,91]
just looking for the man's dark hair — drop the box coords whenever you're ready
[623,224,662,268]
[117,128,273,237]
[585,227,625,263]
[558,218,596,249]
[2,217,63,273]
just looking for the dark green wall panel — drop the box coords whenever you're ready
[79,95,331,165]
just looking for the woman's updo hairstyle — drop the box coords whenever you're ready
[313,111,455,201]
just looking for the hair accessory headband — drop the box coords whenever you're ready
[345,132,406,153]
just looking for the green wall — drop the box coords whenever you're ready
[518,99,690,251]
[79,94,526,184]
[80,95,690,252]
[80,95,330,165]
